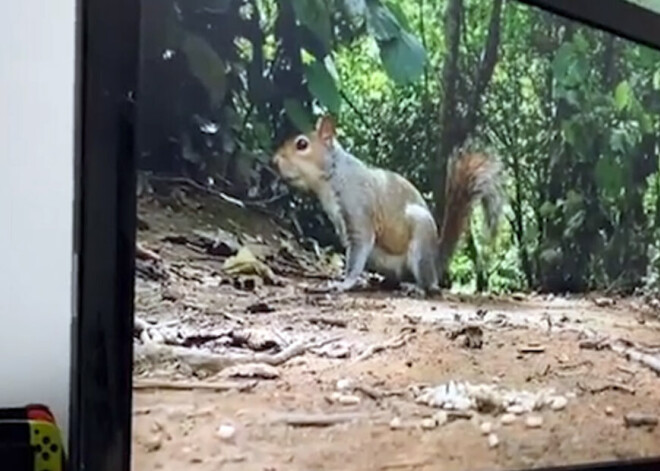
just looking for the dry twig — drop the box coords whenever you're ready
[133,378,257,392]
[354,384,406,401]
[580,382,636,395]
[309,316,348,328]
[136,242,161,261]
[354,330,415,363]
[624,413,658,428]
[135,341,307,374]
[271,412,370,427]
[612,344,660,375]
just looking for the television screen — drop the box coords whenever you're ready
[131,0,660,469]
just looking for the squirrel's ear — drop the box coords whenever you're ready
[315,115,335,146]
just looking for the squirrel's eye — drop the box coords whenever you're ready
[295,137,309,151]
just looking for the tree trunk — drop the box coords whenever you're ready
[465,220,488,292]
[434,0,463,224]
[511,151,534,287]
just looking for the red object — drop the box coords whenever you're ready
[25,404,55,423]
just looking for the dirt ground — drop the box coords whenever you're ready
[131,193,660,471]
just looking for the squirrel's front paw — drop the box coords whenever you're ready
[328,278,361,293]
[304,278,362,294]
[303,280,345,294]
[327,280,349,292]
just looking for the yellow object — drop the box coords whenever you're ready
[30,419,64,471]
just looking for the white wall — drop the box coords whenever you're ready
[0,0,76,445]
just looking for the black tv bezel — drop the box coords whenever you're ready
[69,0,660,470]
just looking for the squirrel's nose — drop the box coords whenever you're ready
[272,154,281,167]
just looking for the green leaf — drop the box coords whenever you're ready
[539,201,556,218]
[253,121,273,150]
[365,0,401,41]
[614,80,632,111]
[572,32,589,53]
[653,69,660,90]
[561,120,576,146]
[323,56,340,83]
[180,33,227,106]
[563,209,585,238]
[305,60,342,114]
[224,106,240,128]
[292,0,332,49]
[640,112,654,134]
[595,155,623,200]
[378,32,426,85]
[565,189,582,207]
[384,1,412,32]
[551,43,573,81]
[555,88,579,107]
[283,99,314,134]
[610,129,626,152]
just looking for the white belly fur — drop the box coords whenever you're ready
[368,202,435,281]
[368,247,407,279]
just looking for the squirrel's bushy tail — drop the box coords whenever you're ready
[436,150,504,273]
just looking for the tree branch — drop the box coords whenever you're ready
[434,0,464,225]
[464,0,504,136]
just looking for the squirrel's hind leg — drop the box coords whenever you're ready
[405,205,440,295]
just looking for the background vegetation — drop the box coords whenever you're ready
[137,0,660,295]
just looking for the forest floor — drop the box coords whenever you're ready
[131,190,660,471]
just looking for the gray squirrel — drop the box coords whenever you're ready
[272,115,503,295]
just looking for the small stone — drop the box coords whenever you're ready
[434,411,448,426]
[624,412,658,428]
[605,406,614,416]
[150,420,164,433]
[480,422,493,435]
[389,417,403,430]
[143,434,163,452]
[337,394,361,406]
[488,433,500,448]
[336,378,353,391]
[216,424,236,441]
[162,285,182,301]
[550,396,568,411]
[148,329,165,344]
[500,414,516,425]
[507,404,525,415]
[447,410,473,421]
[594,297,614,307]
[454,396,473,411]
[525,415,544,429]
[421,418,437,430]
[223,363,280,380]
[140,329,152,344]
